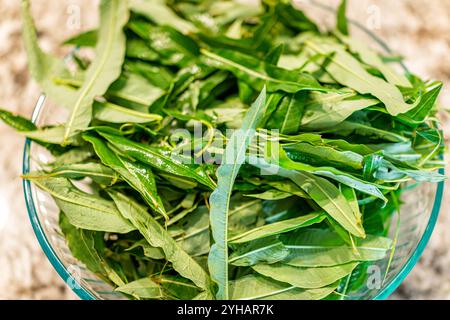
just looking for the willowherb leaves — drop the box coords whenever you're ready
[0,0,444,301]
[304,39,419,116]
[28,176,135,233]
[229,275,338,300]
[83,134,168,220]
[63,0,129,143]
[252,262,358,289]
[208,87,267,300]
[108,191,213,294]
[281,229,393,267]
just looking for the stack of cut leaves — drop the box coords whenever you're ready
[0,0,445,300]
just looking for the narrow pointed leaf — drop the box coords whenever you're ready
[208,87,267,300]
[96,131,216,190]
[337,34,412,87]
[229,238,289,267]
[252,262,358,289]
[28,176,134,233]
[108,191,212,293]
[129,0,197,34]
[202,49,326,94]
[281,229,392,267]
[84,134,168,220]
[60,214,126,286]
[38,162,118,186]
[300,91,379,129]
[229,212,325,244]
[64,0,129,142]
[94,101,163,124]
[305,39,419,116]
[336,0,349,35]
[229,275,337,300]
[21,0,78,109]
[116,277,163,299]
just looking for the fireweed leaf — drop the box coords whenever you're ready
[229,275,337,300]
[281,229,392,267]
[21,0,79,109]
[208,87,267,300]
[304,39,419,116]
[28,176,134,233]
[83,134,168,220]
[108,191,212,293]
[252,262,358,289]
[63,0,129,143]
[5,0,444,302]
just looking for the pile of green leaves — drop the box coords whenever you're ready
[0,0,445,300]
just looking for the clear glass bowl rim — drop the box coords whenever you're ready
[22,1,445,300]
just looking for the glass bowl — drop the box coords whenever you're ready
[22,1,445,300]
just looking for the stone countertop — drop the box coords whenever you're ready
[0,0,448,299]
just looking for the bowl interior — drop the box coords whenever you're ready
[22,1,445,300]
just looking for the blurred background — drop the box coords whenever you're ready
[0,0,449,299]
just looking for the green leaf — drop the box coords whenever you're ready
[300,90,380,129]
[129,0,197,34]
[267,92,306,134]
[285,171,365,238]
[305,39,419,116]
[63,0,129,142]
[251,156,366,238]
[272,145,386,201]
[108,191,212,293]
[22,126,80,145]
[106,73,166,110]
[125,60,173,90]
[244,189,293,201]
[201,49,326,94]
[229,212,325,244]
[173,206,211,257]
[229,237,289,267]
[0,109,36,132]
[340,185,362,223]
[56,72,166,112]
[116,277,163,299]
[40,162,119,186]
[337,33,412,87]
[401,83,443,124]
[128,21,199,67]
[281,229,392,267]
[336,0,349,35]
[94,101,162,124]
[126,39,159,62]
[83,134,168,221]
[28,176,134,233]
[96,131,216,190]
[0,109,68,153]
[126,239,165,260]
[21,0,79,109]
[252,262,358,289]
[208,87,267,300]
[63,29,98,47]
[229,275,337,300]
[60,214,125,286]
[51,148,94,167]
[324,139,374,156]
[156,275,200,300]
[274,2,319,33]
[265,44,285,65]
[266,180,310,199]
[285,143,364,171]
[324,120,409,143]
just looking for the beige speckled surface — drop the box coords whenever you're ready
[0,0,448,300]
